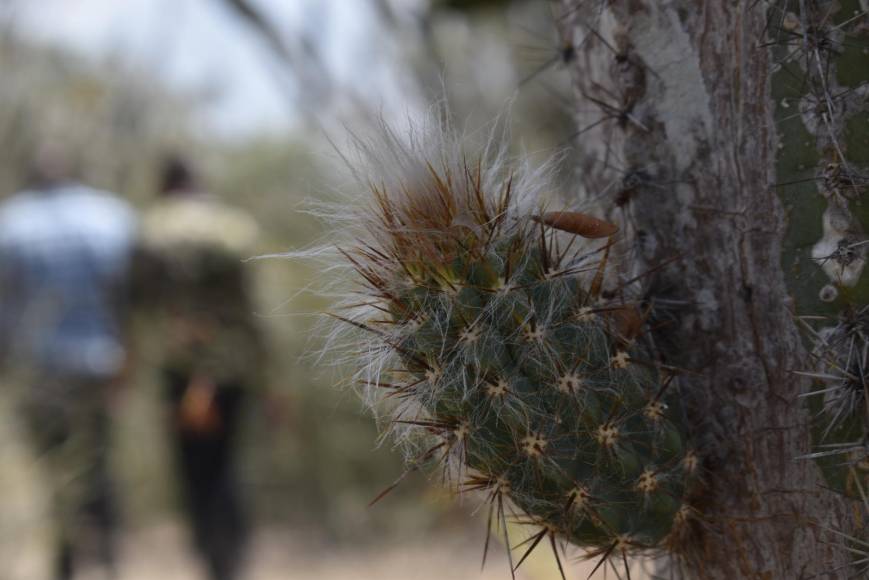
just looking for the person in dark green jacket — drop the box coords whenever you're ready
[133,156,266,580]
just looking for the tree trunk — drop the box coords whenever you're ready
[556,2,859,577]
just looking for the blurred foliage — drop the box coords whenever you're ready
[0,33,193,202]
[0,30,439,544]
[0,0,583,551]
[419,0,578,178]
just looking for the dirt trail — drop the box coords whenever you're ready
[103,523,648,580]
[0,396,649,580]
[115,523,520,580]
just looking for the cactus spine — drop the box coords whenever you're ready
[769,0,869,501]
[329,114,696,571]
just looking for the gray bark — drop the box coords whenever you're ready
[556,2,856,577]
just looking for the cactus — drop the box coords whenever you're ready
[326,113,698,571]
[768,0,869,500]
[314,0,867,575]
[800,308,869,497]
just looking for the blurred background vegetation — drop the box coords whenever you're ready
[0,1,599,578]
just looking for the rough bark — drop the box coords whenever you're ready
[556,2,856,578]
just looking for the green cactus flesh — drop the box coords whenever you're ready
[803,308,869,497]
[343,165,696,553]
[771,0,869,496]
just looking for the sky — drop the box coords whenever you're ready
[10,0,419,137]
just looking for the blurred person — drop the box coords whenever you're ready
[0,144,137,580]
[132,156,266,580]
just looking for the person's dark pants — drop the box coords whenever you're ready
[23,379,118,580]
[165,371,249,580]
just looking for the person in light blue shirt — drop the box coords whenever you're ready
[0,145,136,580]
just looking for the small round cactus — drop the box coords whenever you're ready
[328,112,698,568]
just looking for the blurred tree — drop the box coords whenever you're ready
[0,25,422,545]
[0,33,194,201]
[435,0,525,13]
[215,0,332,115]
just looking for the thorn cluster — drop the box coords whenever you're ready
[330,113,699,570]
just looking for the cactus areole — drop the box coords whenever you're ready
[332,119,698,565]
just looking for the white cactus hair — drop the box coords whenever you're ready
[330,100,554,252]
[302,100,567,451]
